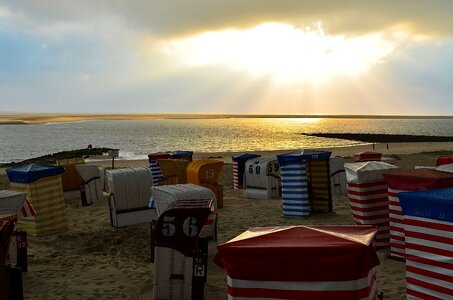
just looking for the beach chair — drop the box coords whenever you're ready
[0,215,16,299]
[156,159,189,185]
[187,160,224,209]
[76,165,104,206]
[152,184,217,239]
[329,157,347,197]
[244,157,280,200]
[153,200,212,300]
[0,190,30,272]
[232,154,261,190]
[56,157,85,191]
[7,164,67,236]
[105,167,157,228]
[353,151,382,162]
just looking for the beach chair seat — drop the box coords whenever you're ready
[1,215,23,300]
[244,157,280,199]
[76,165,104,206]
[105,167,157,228]
[187,160,224,208]
[56,157,85,191]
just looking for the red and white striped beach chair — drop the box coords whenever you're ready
[215,225,380,300]
[345,161,398,249]
[399,188,453,299]
[384,169,453,259]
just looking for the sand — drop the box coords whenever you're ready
[1,143,452,299]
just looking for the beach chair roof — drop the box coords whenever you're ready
[215,225,379,281]
[231,153,261,161]
[383,168,453,190]
[6,163,65,183]
[399,188,453,222]
[277,150,332,166]
[344,161,398,183]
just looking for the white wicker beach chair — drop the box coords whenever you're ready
[329,157,347,197]
[105,167,157,227]
[76,165,104,206]
[244,157,280,199]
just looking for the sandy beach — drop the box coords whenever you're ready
[1,142,452,299]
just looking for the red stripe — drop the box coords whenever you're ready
[389,209,403,216]
[407,277,453,297]
[406,254,453,271]
[348,181,386,188]
[227,285,374,299]
[406,242,453,258]
[406,230,453,245]
[347,189,388,196]
[390,240,405,247]
[407,265,453,284]
[405,218,453,233]
[350,204,388,212]
[407,288,445,300]
[389,225,405,234]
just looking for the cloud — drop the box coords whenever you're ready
[2,1,453,39]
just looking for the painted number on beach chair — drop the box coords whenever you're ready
[248,166,253,174]
[183,216,199,237]
[162,216,176,237]
[255,165,260,174]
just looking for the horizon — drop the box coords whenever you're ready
[2,1,453,114]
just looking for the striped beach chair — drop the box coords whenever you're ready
[215,225,380,300]
[6,164,67,236]
[345,161,399,249]
[384,169,453,259]
[399,188,453,299]
[277,150,332,218]
[231,154,261,190]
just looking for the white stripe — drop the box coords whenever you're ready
[227,268,376,292]
[351,209,389,217]
[407,271,453,297]
[349,201,388,209]
[406,236,453,252]
[407,259,453,277]
[282,200,309,205]
[389,204,402,212]
[407,282,452,300]
[406,248,452,264]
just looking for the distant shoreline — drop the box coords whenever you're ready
[304,133,453,143]
[3,113,453,124]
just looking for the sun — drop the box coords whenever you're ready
[159,22,397,83]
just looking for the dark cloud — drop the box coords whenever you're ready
[3,1,453,38]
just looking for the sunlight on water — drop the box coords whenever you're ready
[1,118,453,163]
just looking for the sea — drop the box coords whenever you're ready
[2,117,453,163]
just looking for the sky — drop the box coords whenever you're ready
[1,1,453,115]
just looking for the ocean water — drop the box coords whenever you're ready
[1,118,453,163]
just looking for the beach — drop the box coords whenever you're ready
[1,142,452,299]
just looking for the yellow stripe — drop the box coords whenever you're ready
[27,194,64,206]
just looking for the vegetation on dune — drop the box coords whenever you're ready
[303,133,453,143]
